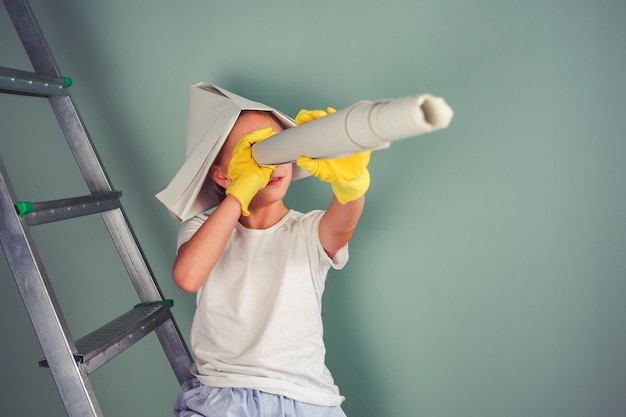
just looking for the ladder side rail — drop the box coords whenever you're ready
[3,0,60,77]
[0,161,103,417]
[101,209,162,300]
[48,95,114,192]
[155,319,195,384]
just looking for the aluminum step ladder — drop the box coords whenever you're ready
[0,1,193,416]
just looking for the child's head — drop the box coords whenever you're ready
[207,110,293,208]
[156,83,308,222]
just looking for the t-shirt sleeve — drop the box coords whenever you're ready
[302,210,349,270]
[176,214,208,252]
[329,242,349,270]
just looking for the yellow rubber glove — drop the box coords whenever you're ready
[226,127,276,216]
[297,152,370,204]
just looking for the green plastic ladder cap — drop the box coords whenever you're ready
[14,201,33,216]
[63,77,73,88]
[134,299,174,309]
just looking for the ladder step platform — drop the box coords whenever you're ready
[0,66,72,96]
[40,300,176,375]
[16,191,122,226]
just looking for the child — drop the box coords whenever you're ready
[157,83,370,417]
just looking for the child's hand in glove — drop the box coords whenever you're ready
[226,127,276,216]
[294,107,370,204]
[297,152,370,204]
[294,107,336,125]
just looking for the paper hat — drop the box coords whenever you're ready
[155,82,308,222]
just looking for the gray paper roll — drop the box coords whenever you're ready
[252,94,453,165]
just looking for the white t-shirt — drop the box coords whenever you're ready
[177,209,349,406]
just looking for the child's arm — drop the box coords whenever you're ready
[319,194,365,259]
[297,151,370,259]
[172,195,241,292]
[294,108,371,258]
[172,129,276,292]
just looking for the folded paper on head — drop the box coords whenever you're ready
[155,82,304,222]
[252,94,453,166]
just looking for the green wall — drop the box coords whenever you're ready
[1,0,625,416]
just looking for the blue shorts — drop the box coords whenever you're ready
[174,378,347,417]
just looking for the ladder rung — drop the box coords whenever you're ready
[16,191,122,226]
[0,66,72,96]
[39,301,175,375]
